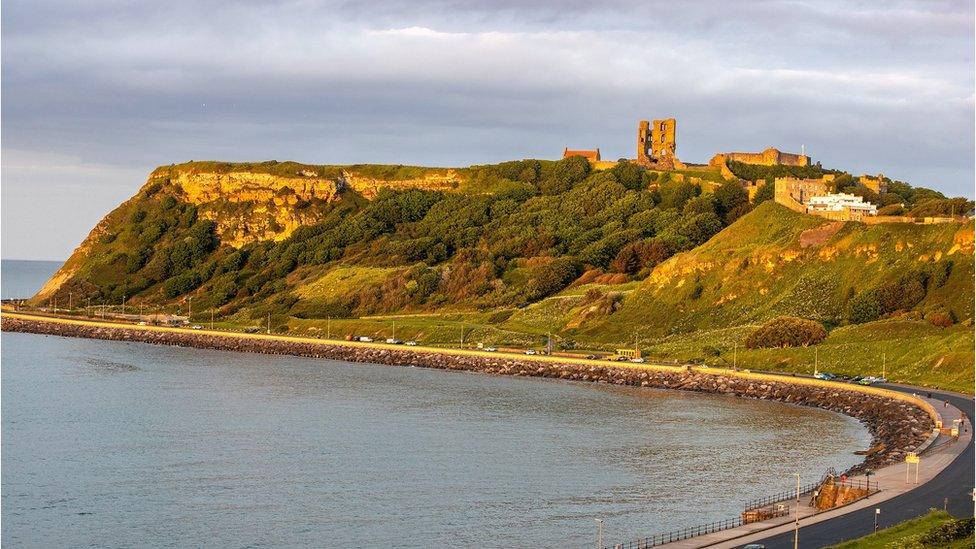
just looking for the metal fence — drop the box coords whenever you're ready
[743,480,821,511]
[601,473,865,549]
[601,517,744,549]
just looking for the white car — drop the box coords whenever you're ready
[137,321,147,326]
[386,338,404,344]
[524,349,537,355]
[484,347,497,352]
[191,325,203,330]
[629,357,646,363]
[405,340,418,346]
[358,336,373,342]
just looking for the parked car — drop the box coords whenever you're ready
[386,338,404,345]
[191,325,203,330]
[358,336,374,342]
[484,347,497,352]
[405,340,418,346]
[524,349,537,355]
[629,357,646,363]
[742,544,766,549]
[137,321,147,326]
[613,356,628,362]
[858,376,878,385]
[585,355,598,360]
[813,372,835,380]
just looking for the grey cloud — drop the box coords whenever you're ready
[1,0,973,260]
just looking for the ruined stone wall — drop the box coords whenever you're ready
[710,148,811,168]
[650,118,677,159]
[859,174,888,195]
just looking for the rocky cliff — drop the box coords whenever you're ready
[157,162,464,247]
[33,160,465,300]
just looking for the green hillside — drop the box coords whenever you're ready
[32,158,975,392]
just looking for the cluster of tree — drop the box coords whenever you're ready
[847,260,954,324]
[744,316,828,348]
[64,157,767,318]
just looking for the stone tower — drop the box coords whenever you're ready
[637,118,678,167]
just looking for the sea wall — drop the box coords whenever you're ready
[2,315,932,473]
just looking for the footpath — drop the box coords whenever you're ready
[657,394,970,549]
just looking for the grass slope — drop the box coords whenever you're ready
[828,510,973,548]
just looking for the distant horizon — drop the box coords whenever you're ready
[2,258,65,263]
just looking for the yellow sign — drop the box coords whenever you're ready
[906,453,920,464]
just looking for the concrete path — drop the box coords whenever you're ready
[695,391,972,548]
[650,392,970,549]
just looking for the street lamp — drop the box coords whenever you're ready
[874,508,880,532]
[793,473,800,549]
[595,518,604,549]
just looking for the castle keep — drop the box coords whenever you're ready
[637,118,681,168]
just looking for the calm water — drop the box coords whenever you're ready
[1,262,873,547]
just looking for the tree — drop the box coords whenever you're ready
[753,180,774,204]
[610,162,643,190]
[658,180,699,210]
[527,257,582,299]
[714,181,750,223]
[683,195,716,216]
[745,316,827,348]
[674,212,723,246]
[848,289,882,324]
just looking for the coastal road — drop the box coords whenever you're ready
[752,385,974,548]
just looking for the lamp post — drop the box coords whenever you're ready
[122,295,126,317]
[874,508,880,532]
[793,473,800,549]
[595,518,604,549]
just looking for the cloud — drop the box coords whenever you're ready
[1,0,973,260]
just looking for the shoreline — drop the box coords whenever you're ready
[1,312,937,473]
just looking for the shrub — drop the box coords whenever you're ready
[926,311,954,328]
[745,316,827,348]
[848,288,883,324]
[526,257,582,300]
[752,180,774,204]
[918,516,974,545]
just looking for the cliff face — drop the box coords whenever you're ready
[33,161,464,300]
[155,164,463,247]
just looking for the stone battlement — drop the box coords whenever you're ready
[710,147,811,168]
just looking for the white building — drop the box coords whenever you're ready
[806,193,877,220]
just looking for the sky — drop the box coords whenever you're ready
[2,0,974,260]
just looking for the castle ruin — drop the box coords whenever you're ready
[709,147,811,168]
[637,118,681,168]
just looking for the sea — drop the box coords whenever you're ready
[0,259,872,547]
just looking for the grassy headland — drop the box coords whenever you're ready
[30,157,975,393]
